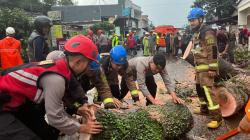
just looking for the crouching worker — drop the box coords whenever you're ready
[0,35,102,140]
[101,45,140,103]
[128,54,183,105]
[46,50,122,109]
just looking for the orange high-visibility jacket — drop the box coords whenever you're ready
[0,36,23,69]
[158,36,166,47]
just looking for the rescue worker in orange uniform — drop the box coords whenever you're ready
[0,27,23,70]
[188,8,221,129]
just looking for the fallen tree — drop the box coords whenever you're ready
[93,101,193,140]
[215,74,250,117]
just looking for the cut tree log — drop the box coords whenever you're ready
[184,54,242,80]
[93,101,193,140]
[214,74,250,117]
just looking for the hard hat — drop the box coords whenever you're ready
[110,45,127,65]
[90,54,101,70]
[187,8,205,21]
[145,32,149,35]
[6,27,15,35]
[64,35,98,62]
[34,16,53,34]
[126,34,129,37]
[46,50,65,61]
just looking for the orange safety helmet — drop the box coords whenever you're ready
[64,35,98,62]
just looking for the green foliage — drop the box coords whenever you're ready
[0,7,32,37]
[175,87,196,100]
[147,102,193,139]
[192,0,238,21]
[0,0,75,14]
[234,48,250,64]
[91,22,115,34]
[94,109,163,140]
[94,102,193,140]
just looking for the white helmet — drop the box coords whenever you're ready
[6,27,15,35]
[46,50,65,61]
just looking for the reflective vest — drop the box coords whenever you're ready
[0,59,71,110]
[0,36,23,69]
[112,36,119,47]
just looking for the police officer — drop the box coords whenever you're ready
[28,16,52,62]
[46,51,122,109]
[0,35,102,140]
[101,45,140,102]
[188,8,221,129]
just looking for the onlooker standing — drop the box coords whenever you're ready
[217,27,229,59]
[228,29,236,63]
[28,16,52,62]
[0,27,23,70]
[148,31,156,55]
[96,30,109,53]
[125,33,137,55]
[242,26,249,47]
[173,32,182,57]
[112,32,119,48]
[165,33,171,55]
[143,33,150,56]
[181,32,192,56]
[157,33,166,53]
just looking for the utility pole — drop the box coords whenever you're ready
[98,0,102,21]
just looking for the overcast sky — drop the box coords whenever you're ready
[77,0,195,27]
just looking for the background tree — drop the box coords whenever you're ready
[0,7,32,38]
[192,0,240,21]
[91,21,115,34]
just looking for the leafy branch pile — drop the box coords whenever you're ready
[93,101,193,140]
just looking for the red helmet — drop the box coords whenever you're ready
[64,35,98,62]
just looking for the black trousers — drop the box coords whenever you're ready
[0,112,41,140]
[12,101,59,140]
[110,75,157,106]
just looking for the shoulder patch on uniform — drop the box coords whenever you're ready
[38,60,54,65]
[205,34,216,46]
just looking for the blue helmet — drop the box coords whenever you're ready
[187,8,205,21]
[110,45,127,65]
[90,54,101,70]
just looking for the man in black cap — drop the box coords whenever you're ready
[125,54,183,105]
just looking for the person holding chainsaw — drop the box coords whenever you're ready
[188,8,221,129]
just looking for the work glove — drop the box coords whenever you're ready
[104,102,117,109]
[132,95,140,102]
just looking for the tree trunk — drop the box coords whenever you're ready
[214,74,250,117]
[93,101,193,140]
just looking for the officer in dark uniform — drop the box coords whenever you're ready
[28,16,52,62]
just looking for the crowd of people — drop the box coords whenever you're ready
[0,7,249,140]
